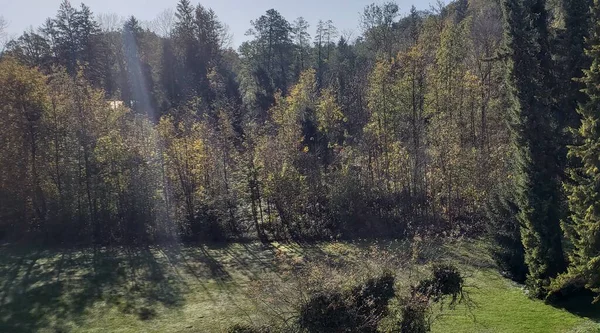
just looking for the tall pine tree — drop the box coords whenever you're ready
[555,0,600,303]
[502,0,567,297]
[555,0,592,130]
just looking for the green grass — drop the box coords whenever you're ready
[0,240,598,332]
[431,270,597,333]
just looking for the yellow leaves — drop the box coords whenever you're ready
[271,69,318,128]
[95,133,126,164]
[270,91,291,128]
[0,57,49,118]
[316,88,344,133]
[288,69,317,118]
[158,113,208,190]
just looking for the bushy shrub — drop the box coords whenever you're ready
[349,271,396,330]
[399,294,430,333]
[395,264,465,333]
[298,272,396,333]
[415,264,464,304]
[298,292,351,332]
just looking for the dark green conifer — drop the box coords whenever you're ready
[558,0,600,303]
[502,0,567,297]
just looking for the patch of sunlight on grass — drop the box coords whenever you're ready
[432,269,598,333]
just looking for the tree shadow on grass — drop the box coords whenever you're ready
[0,245,185,333]
[551,290,600,323]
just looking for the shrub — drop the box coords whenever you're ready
[399,294,430,333]
[396,264,465,333]
[298,272,396,333]
[349,271,396,331]
[415,264,464,304]
[298,292,351,333]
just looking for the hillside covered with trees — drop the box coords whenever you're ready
[1,0,600,331]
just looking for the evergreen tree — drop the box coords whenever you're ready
[555,0,600,303]
[6,30,53,69]
[292,17,311,76]
[247,9,294,94]
[488,183,528,283]
[555,0,592,130]
[160,38,182,110]
[502,0,567,297]
[44,1,101,78]
[121,16,157,116]
[174,0,201,102]
[194,4,224,107]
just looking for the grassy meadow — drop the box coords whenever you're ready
[0,240,598,333]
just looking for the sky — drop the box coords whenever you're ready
[0,0,431,48]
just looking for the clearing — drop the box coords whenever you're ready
[0,240,598,332]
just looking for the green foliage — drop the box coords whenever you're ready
[399,294,430,333]
[298,272,396,333]
[501,0,567,297]
[487,189,528,283]
[415,264,464,304]
[554,0,592,131]
[552,0,600,304]
[299,292,351,332]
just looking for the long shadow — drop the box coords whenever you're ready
[0,244,186,333]
[0,247,70,333]
[220,243,280,280]
[551,290,600,323]
[192,245,233,285]
[165,244,217,303]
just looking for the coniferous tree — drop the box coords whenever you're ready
[247,9,294,94]
[160,38,182,110]
[44,1,101,78]
[488,183,528,283]
[174,0,200,103]
[555,0,592,130]
[554,0,600,303]
[292,17,311,77]
[502,0,566,297]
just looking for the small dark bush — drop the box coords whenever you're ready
[137,307,156,321]
[298,292,351,333]
[399,294,430,333]
[349,271,396,331]
[298,272,396,333]
[415,264,463,304]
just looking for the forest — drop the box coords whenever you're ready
[0,0,600,332]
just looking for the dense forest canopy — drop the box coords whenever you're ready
[0,0,600,304]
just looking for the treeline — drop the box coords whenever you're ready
[1,0,599,302]
[0,0,505,244]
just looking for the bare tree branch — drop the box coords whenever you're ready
[0,16,8,52]
[97,13,124,32]
[152,8,175,37]
[219,22,233,49]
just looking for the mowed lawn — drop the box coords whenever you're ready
[0,240,598,333]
